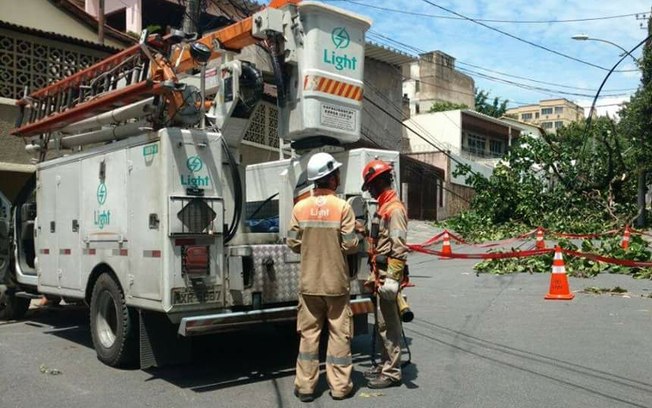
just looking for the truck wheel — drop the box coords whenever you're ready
[0,285,30,321]
[89,273,137,367]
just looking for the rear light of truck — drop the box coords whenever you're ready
[182,246,209,276]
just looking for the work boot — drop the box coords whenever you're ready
[329,390,353,401]
[294,388,314,403]
[363,365,382,379]
[367,375,401,389]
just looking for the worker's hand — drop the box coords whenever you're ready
[378,277,399,300]
[355,220,366,236]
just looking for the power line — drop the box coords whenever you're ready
[363,80,488,178]
[456,61,638,93]
[457,67,633,98]
[360,124,472,204]
[367,31,637,102]
[336,1,646,24]
[418,0,638,73]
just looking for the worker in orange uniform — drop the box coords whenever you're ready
[287,152,360,402]
[361,159,408,389]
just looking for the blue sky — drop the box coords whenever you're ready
[316,0,651,117]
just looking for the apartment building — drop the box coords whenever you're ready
[506,98,585,133]
[402,50,475,116]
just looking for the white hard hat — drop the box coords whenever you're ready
[307,152,343,181]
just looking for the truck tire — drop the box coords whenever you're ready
[0,285,30,321]
[89,273,138,367]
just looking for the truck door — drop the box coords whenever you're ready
[0,191,10,283]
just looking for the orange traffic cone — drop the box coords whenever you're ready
[440,230,453,258]
[545,246,574,300]
[621,225,631,250]
[535,226,546,250]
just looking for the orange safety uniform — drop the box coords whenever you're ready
[371,189,408,382]
[287,188,359,398]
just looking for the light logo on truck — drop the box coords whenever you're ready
[323,27,358,72]
[94,182,111,229]
[181,155,210,187]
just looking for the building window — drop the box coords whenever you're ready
[521,113,532,120]
[554,107,564,114]
[489,140,504,157]
[415,80,420,92]
[542,122,553,129]
[554,121,564,129]
[465,133,486,155]
[541,108,553,115]
[415,103,420,114]
[535,112,540,119]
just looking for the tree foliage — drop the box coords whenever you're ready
[428,101,468,113]
[474,89,509,118]
[447,117,638,240]
[426,89,509,117]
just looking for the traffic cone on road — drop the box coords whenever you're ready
[535,226,546,250]
[440,230,453,258]
[621,225,631,250]
[545,246,574,300]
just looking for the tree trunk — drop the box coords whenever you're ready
[182,0,202,34]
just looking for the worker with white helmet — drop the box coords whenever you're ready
[287,152,360,402]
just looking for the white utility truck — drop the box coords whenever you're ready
[0,0,400,368]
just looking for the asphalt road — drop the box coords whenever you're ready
[2,222,652,408]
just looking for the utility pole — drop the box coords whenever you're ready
[182,0,202,34]
[98,0,105,45]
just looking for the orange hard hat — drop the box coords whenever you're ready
[361,160,393,191]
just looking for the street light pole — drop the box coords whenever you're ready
[571,34,638,63]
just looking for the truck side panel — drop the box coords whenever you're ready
[58,161,82,293]
[126,141,163,302]
[36,169,59,291]
[80,150,129,297]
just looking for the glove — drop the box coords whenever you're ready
[378,277,399,301]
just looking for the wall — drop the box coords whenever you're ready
[0,0,126,49]
[405,110,463,155]
[417,51,475,111]
[359,58,404,149]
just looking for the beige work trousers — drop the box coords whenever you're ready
[295,294,353,398]
[375,293,402,381]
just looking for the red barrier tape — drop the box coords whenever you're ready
[408,244,554,259]
[446,229,538,248]
[631,228,652,239]
[412,229,537,248]
[417,231,446,247]
[562,249,652,268]
[412,226,630,248]
[409,244,652,268]
[551,229,620,239]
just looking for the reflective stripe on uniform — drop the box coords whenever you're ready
[299,220,341,229]
[287,230,299,239]
[325,355,352,366]
[390,229,407,239]
[297,352,319,361]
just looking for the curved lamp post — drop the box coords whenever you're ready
[571,34,638,63]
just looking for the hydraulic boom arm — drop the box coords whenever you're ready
[11,0,299,138]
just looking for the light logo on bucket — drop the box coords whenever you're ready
[331,27,350,49]
[323,27,357,71]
